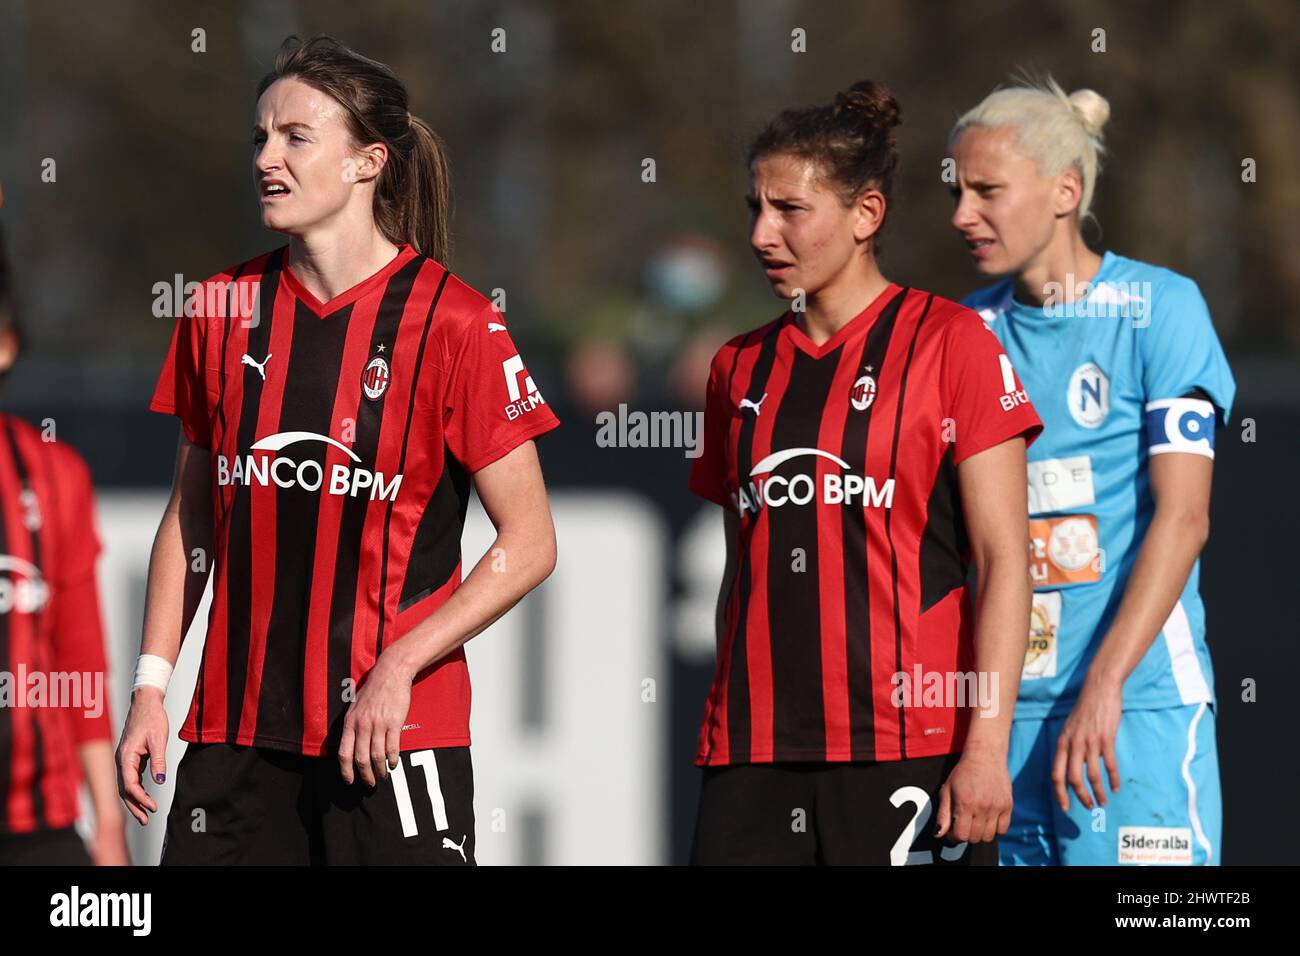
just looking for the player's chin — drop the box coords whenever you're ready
[259,208,298,233]
[973,249,1019,278]
[767,277,803,300]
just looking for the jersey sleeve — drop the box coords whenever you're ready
[687,352,733,509]
[1140,276,1236,425]
[442,304,560,473]
[148,308,212,449]
[943,309,1044,466]
[47,450,112,744]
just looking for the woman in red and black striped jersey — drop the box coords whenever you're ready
[688,82,1043,864]
[116,37,559,865]
[0,213,127,865]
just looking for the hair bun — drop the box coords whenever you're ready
[834,80,902,139]
[1067,88,1110,137]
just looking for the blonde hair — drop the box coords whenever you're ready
[950,75,1109,221]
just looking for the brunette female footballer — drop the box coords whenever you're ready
[689,81,1042,865]
[117,36,559,865]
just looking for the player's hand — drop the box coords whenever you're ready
[934,750,1012,845]
[88,818,131,866]
[338,650,414,788]
[115,686,169,826]
[1052,677,1122,812]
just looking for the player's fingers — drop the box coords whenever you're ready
[338,717,356,784]
[115,745,133,800]
[952,806,973,845]
[371,729,390,782]
[978,812,999,845]
[933,782,952,838]
[147,736,167,787]
[1085,741,1106,808]
[119,742,155,811]
[353,722,376,788]
[385,726,400,773]
[1069,765,1092,810]
[1065,738,1092,811]
[996,806,1013,836]
[1051,739,1071,812]
[120,763,152,825]
[954,806,978,844]
[948,787,974,844]
[117,758,149,827]
[120,791,147,827]
[1103,738,1121,794]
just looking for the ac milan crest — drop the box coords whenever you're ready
[362,354,391,401]
[850,373,877,411]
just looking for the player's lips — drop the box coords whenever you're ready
[759,258,794,279]
[260,179,291,202]
[964,236,996,259]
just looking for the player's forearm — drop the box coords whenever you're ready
[963,552,1029,757]
[1086,505,1209,691]
[77,739,125,828]
[138,502,212,667]
[384,525,557,679]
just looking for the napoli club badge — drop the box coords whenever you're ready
[362,354,390,401]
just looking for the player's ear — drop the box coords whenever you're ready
[0,319,18,377]
[852,188,887,243]
[353,142,389,183]
[1052,168,1083,219]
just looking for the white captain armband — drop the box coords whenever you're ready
[1144,397,1218,458]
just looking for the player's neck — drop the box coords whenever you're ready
[1013,230,1102,308]
[797,264,891,347]
[285,225,403,305]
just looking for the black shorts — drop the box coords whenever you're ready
[161,742,476,865]
[691,752,999,865]
[0,826,92,865]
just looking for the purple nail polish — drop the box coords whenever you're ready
[155,773,165,784]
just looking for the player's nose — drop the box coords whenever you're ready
[951,192,979,233]
[749,214,782,260]
[255,145,283,175]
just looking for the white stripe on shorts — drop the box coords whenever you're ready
[1181,701,1213,865]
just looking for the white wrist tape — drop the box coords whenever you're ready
[133,654,174,694]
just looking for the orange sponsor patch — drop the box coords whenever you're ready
[1029,514,1101,589]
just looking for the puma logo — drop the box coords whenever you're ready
[442,834,467,862]
[241,353,272,380]
[487,322,507,333]
[739,393,768,415]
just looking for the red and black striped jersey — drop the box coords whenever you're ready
[0,414,112,833]
[689,285,1042,765]
[149,244,559,756]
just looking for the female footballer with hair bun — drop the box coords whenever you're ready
[117,35,559,865]
[951,77,1234,866]
[0,208,126,865]
[688,81,1043,864]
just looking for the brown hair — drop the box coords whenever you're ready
[0,222,24,367]
[747,80,902,251]
[257,35,453,264]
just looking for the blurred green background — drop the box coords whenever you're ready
[1,0,1297,444]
